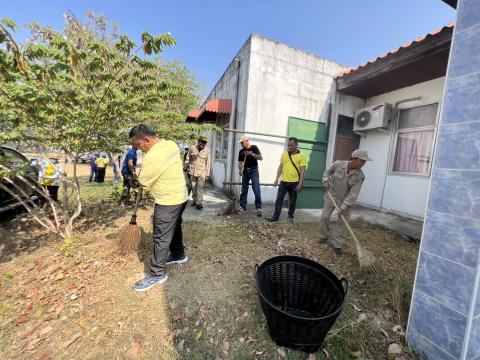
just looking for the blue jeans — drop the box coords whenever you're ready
[239,167,262,210]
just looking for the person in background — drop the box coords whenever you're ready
[121,145,138,203]
[237,136,263,217]
[112,156,120,185]
[319,149,371,255]
[95,154,107,183]
[129,124,188,292]
[266,137,307,223]
[39,152,62,201]
[117,155,122,174]
[88,153,97,182]
[185,137,211,210]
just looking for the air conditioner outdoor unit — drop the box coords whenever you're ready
[353,103,393,132]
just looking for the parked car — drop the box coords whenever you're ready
[76,154,89,164]
[0,146,44,216]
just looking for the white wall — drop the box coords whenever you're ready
[354,77,446,218]
[205,38,252,191]
[243,35,347,203]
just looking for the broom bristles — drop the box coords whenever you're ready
[117,223,143,254]
[356,245,377,272]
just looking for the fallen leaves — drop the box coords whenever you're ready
[39,325,53,336]
[14,314,30,325]
[63,332,82,349]
[220,341,230,354]
[125,341,143,358]
[388,343,402,355]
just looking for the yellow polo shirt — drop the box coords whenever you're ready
[95,157,107,168]
[139,140,188,206]
[280,151,307,182]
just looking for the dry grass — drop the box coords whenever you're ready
[0,178,421,359]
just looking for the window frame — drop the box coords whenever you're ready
[214,114,230,162]
[389,101,441,177]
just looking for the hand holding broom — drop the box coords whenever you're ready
[326,191,376,272]
[118,185,144,254]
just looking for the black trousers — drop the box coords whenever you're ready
[45,185,59,201]
[273,181,299,220]
[96,167,106,183]
[149,201,187,276]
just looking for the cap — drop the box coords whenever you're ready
[352,149,372,161]
[46,152,60,160]
[239,135,249,144]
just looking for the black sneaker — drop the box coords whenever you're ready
[167,254,189,265]
[190,201,196,207]
[265,217,278,223]
[196,204,203,210]
[319,237,328,244]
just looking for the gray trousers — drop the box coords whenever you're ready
[191,176,205,204]
[149,201,187,276]
[319,198,350,248]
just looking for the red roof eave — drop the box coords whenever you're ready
[336,23,454,78]
[185,99,232,122]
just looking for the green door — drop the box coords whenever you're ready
[288,117,327,208]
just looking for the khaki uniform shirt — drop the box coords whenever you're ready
[187,145,211,178]
[322,161,365,210]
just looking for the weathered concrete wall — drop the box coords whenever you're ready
[243,34,347,204]
[206,38,252,190]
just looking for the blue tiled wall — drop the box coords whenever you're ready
[407,0,480,359]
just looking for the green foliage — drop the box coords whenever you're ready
[0,12,204,159]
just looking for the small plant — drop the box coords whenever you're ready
[2,271,14,281]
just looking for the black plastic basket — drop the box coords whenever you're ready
[255,256,348,353]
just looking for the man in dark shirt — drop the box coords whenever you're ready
[121,145,138,204]
[237,136,263,216]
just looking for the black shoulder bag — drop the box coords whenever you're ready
[287,151,301,181]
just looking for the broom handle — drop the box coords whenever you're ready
[133,185,143,215]
[326,191,361,245]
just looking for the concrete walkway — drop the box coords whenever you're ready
[183,184,423,241]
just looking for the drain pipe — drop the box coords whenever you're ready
[228,58,241,194]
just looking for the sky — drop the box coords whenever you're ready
[2,0,455,97]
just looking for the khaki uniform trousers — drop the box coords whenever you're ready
[319,197,350,249]
[191,176,205,204]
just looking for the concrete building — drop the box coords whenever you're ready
[189,26,453,220]
[187,34,347,209]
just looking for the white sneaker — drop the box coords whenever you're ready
[256,209,263,217]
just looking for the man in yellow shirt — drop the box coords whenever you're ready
[129,124,188,292]
[266,137,307,223]
[94,154,107,183]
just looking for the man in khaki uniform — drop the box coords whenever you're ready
[186,137,211,210]
[319,149,371,254]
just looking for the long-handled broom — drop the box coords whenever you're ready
[326,191,376,272]
[117,185,144,254]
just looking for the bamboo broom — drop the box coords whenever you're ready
[326,191,376,272]
[117,185,143,254]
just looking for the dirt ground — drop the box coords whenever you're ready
[0,168,421,359]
